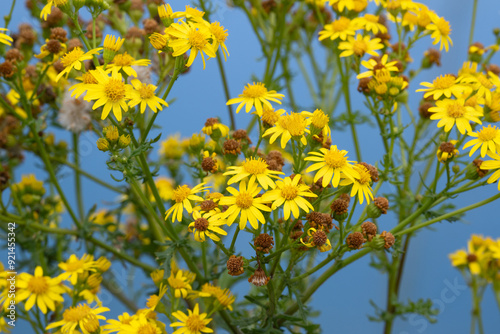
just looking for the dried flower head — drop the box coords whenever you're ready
[254,233,274,253]
[358,162,379,182]
[248,267,270,286]
[346,232,366,249]
[223,139,241,156]
[226,255,244,276]
[380,231,396,249]
[361,221,378,241]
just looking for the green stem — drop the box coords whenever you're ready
[469,0,479,46]
[73,134,85,221]
[3,0,15,28]
[229,227,240,253]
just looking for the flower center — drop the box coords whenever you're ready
[210,22,227,43]
[104,78,126,102]
[446,102,466,118]
[82,72,98,84]
[168,277,187,289]
[242,83,268,98]
[194,218,209,231]
[188,30,208,50]
[61,47,84,67]
[280,184,298,200]
[477,125,497,141]
[312,230,327,246]
[433,75,455,89]
[112,53,134,66]
[357,166,372,185]
[28,276,49,294]
[262,108,279,126]
[186,314,205,332]
[64,259,85,272]
[278,113,307,137]
[172,185,191,203]
[311,109,329,129]
[138,84,155,99]
[63,304,91,323]
[138,323,157,334]
[324,149,347,169]
[332,17,350,31]
[235,192,253,209]
[242,158,268,175]
[352,40,368,56]
[436,18,451,35]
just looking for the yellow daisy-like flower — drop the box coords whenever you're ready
[46,303,109,334]
[460,72,495,104]
[154,177,175,201]
[481,151,500,190]
[428,98,483,134]
[301,228,332,252]
[426,16,453,52]
[103,34,124,53]
[165,183,209,223]
[58,254,97,285]
[128,79,169,114]
[194,284,236,311]
[302,109,331,137]
[159,134,184,160]
[167,20,216,69]
[171,304,213,334]
[103,312,135,333]
[56,47,102,82]
[262,175,317,220]
[84,67,133,121]
[69,71,99,98]
[209,21,229,61]
[226,82,285,116]
[318,17,358,41]
[218,179,272,230]
[416,74,465,100]
[223,157,284,190]
[0,28,13,46]
[40,0,68,20]
[107,52,151,77]
[449,239,488,275]
[463,125,500,157]
[118,313,162,334]
[437,140,459,163]
[305,145,360,188]
[338,34,383,58]
[357,54,399,79]
[16,266,66,314]
[146,283,168,311]
[353,14,387,34]
[188,210,227,242]
[167,271,193,298]
[263,112,311,149]
[261,107,286,127]
[339,164,374,204]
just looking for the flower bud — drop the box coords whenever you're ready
[118,134,131,148]
[96,138,109,152]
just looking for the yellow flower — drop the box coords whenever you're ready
[437,140,459,163]
[159,134,184,159]
[338,34,383,58]
[449,238,488,275]
[202,118,229,137]
[481,151,500,190]
[195,284,236,311]
[56,47,102,82]
[40,0,68,20]
[357,54,399,79]
[107,52,151,77]
[46,303,109,334]
[69,71,99,98]
[118,313,162,334]
[89,209,117,232]
[58,254,97,285]
[262,175,317,220]
[224,157,284,190]
[170,304,213,334]
[463,125,500,157]
[261,106,286,127]
[426,16,453,52]
[168,271,193,298]
[154,177,175,201]
[165,183,209,223]
[301,228,332,252]
[226,82,285,116]
[263,111,311,149]
[416,74,465,100]
[339,163,374,204]
[167,20,216,69]
[460,72,495,104]
[146,283,168,311]
[128,79,168,113]
[102,312,135,333]
[209,21,229,61]
[218,179,272,230]
[318,17,358,41]
[16,266,66,314]
[353,14,387,34]
[305,145,360,188]
[103,34,124,63]
[0,28,13,46]
[84,67,133,121]
[188,210,227,242]
[428,98,483,134]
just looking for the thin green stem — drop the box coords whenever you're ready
[73,134,85,221]
[469,0,479,46]
[229,227,240,253]
[3,0,16,28]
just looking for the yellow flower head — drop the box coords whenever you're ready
[428,98,483,134]
[224,157,284,190]
[481,151,500,190]
[226,82,284,116]
[339,34,383,58]
[339,163,374,204]
[437,140,459,163]
[58,254,97,285]
[416,74,465,100]
[263,112,311,149]
[128,79,168,114]
[426,16,453,52]
[167,271,192,298]
[108,52,151,77]
[170,304,213,334]
[165,183,210,222]
[188,210,227,242]
[357,54,399,79]
[46,303,109,334]
[319,17,358,41]
[463,125,500,157]
[56,47,102,82]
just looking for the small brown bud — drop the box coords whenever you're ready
[307,211,333,232]
[194,218,209,232]
[67,38,83,51]
[233,129,252,144]
[223,139,241,156]
[312,229,327,247]
[346,232,365,250]
[201,157,217,173]
[374,197,389,214]
[46,39,62,54]
[473,159,488,178]
[44,7,63,27]
[200,200,217,212]
[419,102,433,119]
[361,221,377,241]
[126,26,146,39]
[5,48,24,63]
[423,48,441,68]
[0,61,16,79]
[226,255,244,276]
[50,27,68,42]
[330,198,349,221]
[254,233,274,253]
[143,18,159,35]
[486,64,500,76]
[358,77,372,94]
[380,231,395,249]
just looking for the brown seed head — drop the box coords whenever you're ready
[467,254,478,263]
[290,230,303,241]
[130,0,144,10]
[0,62,16,79]
[292,219,303,231]
[346,232,365,249]
[44,7,63,27]
[49,27,67,42]
[201,157,217,173]
[233,129,252,144]
[46,39,62,54]
[126,26,146,39]
[419,102,433,119]
[53,60,65,73]
[373,197,389,214]
[143,18,159,35]
[312,229,327,247]
[330,198,349,215]
[361,221,377,241]
[227,255,244,276]
[358,77,372,94]
[194,218,209,232]
[358,162,379,182]
[254,233,274,253]
[17,23,36,47]
[67,38,83,51]
[380,231,395,249]
[439,142,456,154]
[473,159,488,178]
[307,211,333,232]
[340,193,351,203]
[5,48,24,63]
[425,48,441,67]
[204,117,218,127]
[200,200,217,212]
[223,139,241,156]
[486,64,500,76]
